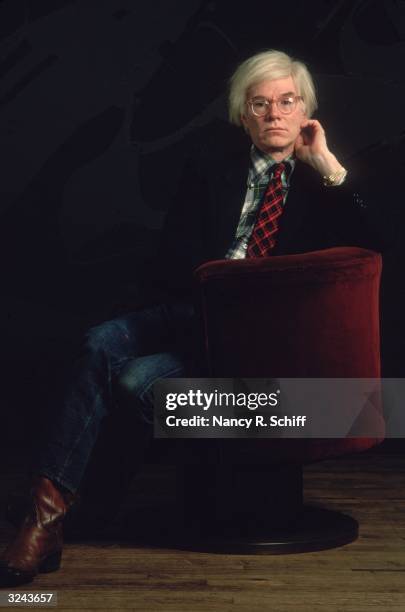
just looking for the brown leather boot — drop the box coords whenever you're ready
[0,476,75,587]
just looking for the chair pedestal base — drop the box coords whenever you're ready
[123,463,358,554]
[120,504,358,554]
[174,506,358,554]
[177,462,358,553]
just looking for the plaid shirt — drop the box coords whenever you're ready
[226,146,295,259]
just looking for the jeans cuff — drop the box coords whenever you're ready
[38,467,77,495]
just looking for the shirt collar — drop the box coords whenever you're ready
[250,145,295,181]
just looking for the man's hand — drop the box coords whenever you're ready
[294,119,344,178]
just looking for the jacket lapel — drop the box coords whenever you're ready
[272,160,316,255]
[212,148,251,258]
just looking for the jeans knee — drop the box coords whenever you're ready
[116,360,144,401]
[115,359,155,423]
[83,321,119,356]
[116,353,185,406]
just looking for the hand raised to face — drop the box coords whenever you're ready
[294,119,328,163]
[294,119,344,177]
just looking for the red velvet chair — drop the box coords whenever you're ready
[3,248,384,553]
[173,247,384,552]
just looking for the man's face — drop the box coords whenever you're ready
[241,76,306,159]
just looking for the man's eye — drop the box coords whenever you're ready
[280,98,293,107]
[253,100,267,108]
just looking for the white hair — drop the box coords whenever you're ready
[228,49,318,126]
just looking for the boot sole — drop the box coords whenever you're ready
[0,551,62,588]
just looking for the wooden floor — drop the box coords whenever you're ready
[0,451,405,611]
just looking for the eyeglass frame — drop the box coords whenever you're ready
[246,94,304,117]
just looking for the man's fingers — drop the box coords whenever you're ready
[303,119,325,134]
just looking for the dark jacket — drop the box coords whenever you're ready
[155,130,392,299]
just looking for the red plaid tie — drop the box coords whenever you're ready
[247,162,285,257]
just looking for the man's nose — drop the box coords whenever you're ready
[265,100,281,119]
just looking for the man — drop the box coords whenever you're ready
[0,50,388,587]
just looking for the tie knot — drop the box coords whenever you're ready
[272,162,286,179]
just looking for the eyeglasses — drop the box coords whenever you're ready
[247,95,303,116]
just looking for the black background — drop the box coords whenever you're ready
[0,0,404,449]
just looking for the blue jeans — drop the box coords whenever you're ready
[38,301,196,493]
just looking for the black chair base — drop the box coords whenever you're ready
[119,504,358,554]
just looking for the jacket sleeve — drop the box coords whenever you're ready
[319,163,395,254]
